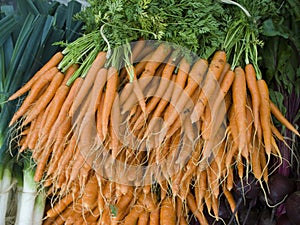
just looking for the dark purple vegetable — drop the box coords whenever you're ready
[258,208,276,225]
[233,174,261,200]
[285,191,300,225]
[268,174,295,204]
[276,213,292,225]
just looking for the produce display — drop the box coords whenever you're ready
[1,0,300,225]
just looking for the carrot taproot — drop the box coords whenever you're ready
[251,140,262,180]
[160,197,176,225]
[9,52,63,101]
[222,184,238,222]
[70,51,107,115]
[187,192,209,225]
[271,124,284,141]
[190,50,226,123]
[232,67,248,161]
[82,174,99,209]
[23,71,65,125]
[124,204,144,225]
[137,211,150,225]
[270,100,300,137]
[245,64,262,141]
[46,192,78,218]
[102,66,119,138]
[257,79,272,161]
[9,67,58,126]
[88,68,108,114]
[164,59,208,129]
[149,207,160,225]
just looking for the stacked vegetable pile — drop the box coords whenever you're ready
[0,0,83,224]
[3,0,300,224]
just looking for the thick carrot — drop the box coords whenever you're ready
[190,50,227,123]
[160,197,176,225]
[257,79,272,161]
[251,140,262,180]
[9,52,63,101]
[270,100,300,137]
[124,204,144,225]
[96,94,105,142]
[138,211,150,225]
[102,66,119,138]
[9,67,58,126]
[232,67,248,161]
[70,51,107,115]
[149,207,160,225]
[245,64,262,141]
[82,174,99,209]
[23,71,65,125]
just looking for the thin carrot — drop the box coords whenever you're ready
[9,67,58,126]
[102,66,119,138]
[191,50,227,123]
[270,100,300,137]
[187,192,209,225]
[245,64,262,141]
[70,51,107,115]
[257,79,272,161]
[124,204,144,225]
[9,52,63,101]
[164,58,208,129]
[23,71,65,125]
[222,184,238,222]
[232,67,248,161]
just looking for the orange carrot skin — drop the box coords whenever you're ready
[257,79,272,158]
[160,197,176,225]
[23,71,65,125]
[190,50,226,123]
[245,64,262,140]
[232,66,248,161]
[102,66,119,138]
[9,67,58,126]
[8,52,63,101]
[270,100,300,136]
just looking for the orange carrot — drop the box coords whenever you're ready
[102,66,119,138]
[82,174,99,209]
[232,67,248,161]
[160,197,176,225]
[23,71,65,125]
[9,67,58,126]
[257,79,272,161]
[70,51,107,115]
[149,207,160,225]
[164,58,208,128]
[245,64,262,141]
[191,50,227,123]
[9,52,63,101]
[187,193,209,225]
[46,192,77,218]
[124,204,144,225]
[270,100,300,137]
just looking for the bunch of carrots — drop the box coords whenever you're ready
[8,39,300,225]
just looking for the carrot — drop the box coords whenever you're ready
[257,79,272,161]
[9,52,63,101]
[23,71,65,125]
[46,192,78,218]
[102,66,119,138]
[270,100,300,137]
[170,57,190,104]
[149,207,160,225]
[9,67,58,126]
[131,39,146,62]
[190,50,227,123]
[160,197,176,225]
[232,67,248,161]
[164,59,208,129]
[271,124,284,141]
[124,204,144,225]
[187,192,209,225]
[251,140,262,180]
[70,51,107,115]
[82,174,99,209]
[138,211,150,225]
[96,94,105,142]
[245,64,262,141]
[222,184,238,222]
[88,68,108,114]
